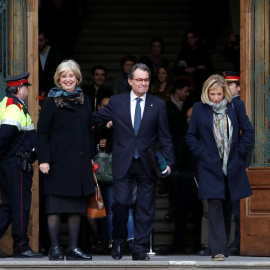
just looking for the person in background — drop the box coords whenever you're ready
[186,74,254,261]
[0,73,43,258]
[38,29,65,97]
[92,63,174,261]
[37,60,94,261]
[113,55,136,94]
[140,37,169,85]
[173,28,213,103]
[83,65,113,112]
[93,96,135,254]
[151,65,173,101]
[223,71,240,99]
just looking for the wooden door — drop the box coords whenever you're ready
[240,0,270,256]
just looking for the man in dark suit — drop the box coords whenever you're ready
[92,63,174,261]
[38,30,65,97]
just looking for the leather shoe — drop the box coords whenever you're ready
[48,246,64,261]
[132,252,150,261]
[0,247,7,258]
[14,249,43,258]
[111,244,123,260]
[66,247,92,260]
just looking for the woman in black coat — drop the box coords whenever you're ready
[186,74,254,261]
[37,60,95,261]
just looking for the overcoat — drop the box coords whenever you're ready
[185,99,254,201]
[37,95,95,197]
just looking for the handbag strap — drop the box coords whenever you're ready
[93,172,99,186]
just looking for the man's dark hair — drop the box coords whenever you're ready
[170,79,191,94]
[128,63,151,80]
[91,65,108,76]
[120,55,137,68]
[6,86,19,95]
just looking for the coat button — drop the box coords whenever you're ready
[81,151,83,155]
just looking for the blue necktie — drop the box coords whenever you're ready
[134,97,142,158]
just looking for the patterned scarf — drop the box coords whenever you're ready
[47,86,84,108]
[209,98,230,175]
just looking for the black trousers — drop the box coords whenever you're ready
[0,156,33,255]
[112,158,156,254]
[208,177,231,257]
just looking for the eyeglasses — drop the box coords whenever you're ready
[132,78,150,84]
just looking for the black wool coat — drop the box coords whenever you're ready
[37,95,95,197]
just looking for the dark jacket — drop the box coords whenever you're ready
[39,47,65,96]
[92,92,175,180]
[83,84,113,112]
[185,99,254,201]
[37,95,95,197]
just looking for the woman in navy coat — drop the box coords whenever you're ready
[186,74,254,261]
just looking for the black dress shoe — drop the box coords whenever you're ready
[0,247,7,258]
[111,244,123,260]
[48,246,64,261]
[14,249,44,258]
[132,252,150,261]
[66,247,92,261]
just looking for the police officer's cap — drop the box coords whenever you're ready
[222,71,240,82]
[3,72,32,88]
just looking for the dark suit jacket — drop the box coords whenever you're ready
[186,99,254,201]
[92,92,175,179]
[39,47,65,96]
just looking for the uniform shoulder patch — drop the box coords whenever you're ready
[6,97,22,110]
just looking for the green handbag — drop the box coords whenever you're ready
[94,151,113,183]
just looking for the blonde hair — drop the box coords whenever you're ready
[54,60,82,87]
[201,74,232,104]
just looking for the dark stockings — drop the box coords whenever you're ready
[48,214,61,248]
[68,214,81,250]
[47,213,81,250]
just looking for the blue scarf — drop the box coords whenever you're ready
[47,86,83,98]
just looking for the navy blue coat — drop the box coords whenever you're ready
[185,99,254,201]
[92,92,175,180]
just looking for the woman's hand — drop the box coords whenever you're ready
[39,163,50,174]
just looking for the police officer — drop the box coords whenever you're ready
[0,73,43,258]
[223,71,241,99]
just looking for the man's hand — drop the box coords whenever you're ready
[39,163,50,174]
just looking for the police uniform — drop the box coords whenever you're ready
[0,73,42,258]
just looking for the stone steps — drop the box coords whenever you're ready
[1,256,270,269]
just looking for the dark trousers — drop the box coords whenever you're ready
[112,158,156,254]
[0,156,33,255]
[208,178,231,257]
